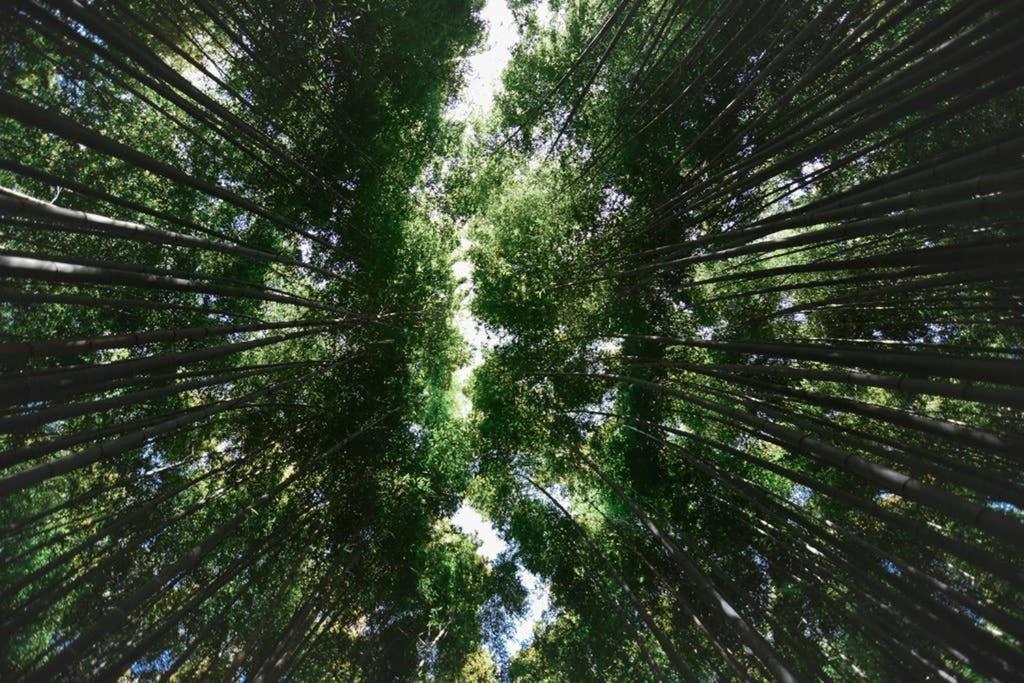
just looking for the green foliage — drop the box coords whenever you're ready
[0,1,490,680]
[463,0,1024,680]
[2,1,1022,682]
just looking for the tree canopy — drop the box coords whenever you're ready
[1,0,1022,681]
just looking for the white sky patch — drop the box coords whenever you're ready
[509,568,551,648]
[447,0,518,121]
[452,500,508,562]
[449,500,552,658]
[445,0,554,661]
[591,337,622,356]
[451,236,502,417]
[447,0,520,415]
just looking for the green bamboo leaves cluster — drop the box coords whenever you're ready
[0,1,511,680]
[462,0,1024,680]
[1,0,1022,681]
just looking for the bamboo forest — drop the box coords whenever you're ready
[1,0,1023,680]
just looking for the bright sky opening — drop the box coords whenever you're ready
[447,0,553,662]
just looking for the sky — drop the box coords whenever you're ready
[451,501,554,655]
[446,0,518,121]
[447,0,518,416]
[446,0,554,660]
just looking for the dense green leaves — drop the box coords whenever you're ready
[1,0,491,680]
[2,0,1023,681]
[463,0,1024,680]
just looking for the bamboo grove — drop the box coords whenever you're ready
[462,0,1024,680]
[0,0,511,679]
[1,0,1022,681]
